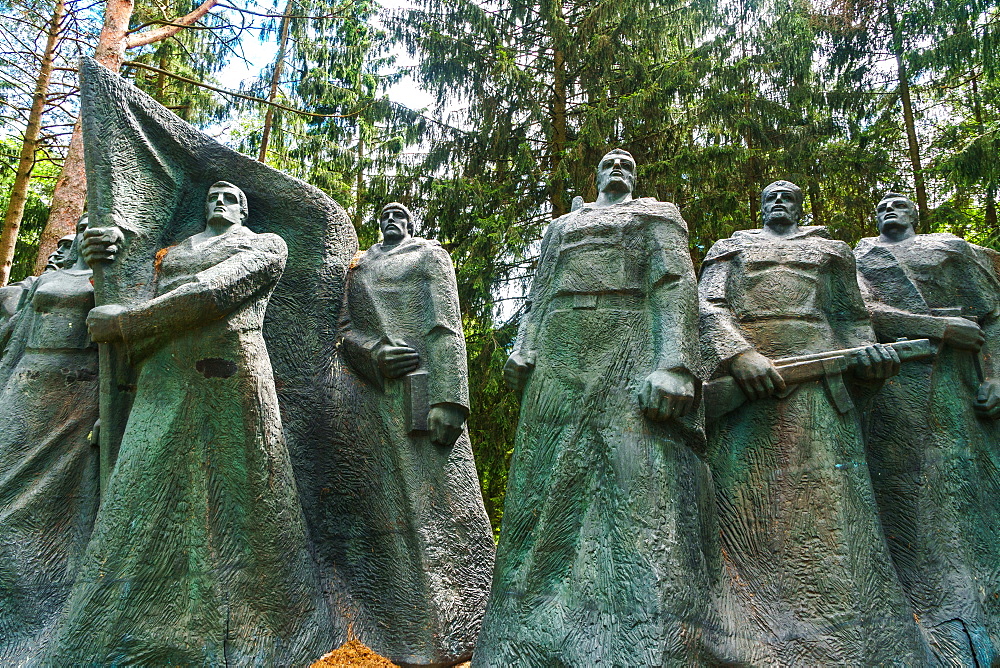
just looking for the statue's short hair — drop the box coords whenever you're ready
[208,180,248,219]
[380,201,415,235]
[760,180,803,208]
[877,191,913,208]
[599,148,635,167]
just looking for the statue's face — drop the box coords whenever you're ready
[75,215,89,237]
[50,234,75,269]
[596,153,636,195]
[762,186,802,228]
[380,207,410,245]
[876,196,917,235]
[205,185,244,226]
[46,236,72,271]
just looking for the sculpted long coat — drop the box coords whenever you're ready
[699,226,928,665]
[333,236,494,666]
[0,268,99,661]
[476,199,721,666]
[46,226,336,665]
[856,232,1000,664]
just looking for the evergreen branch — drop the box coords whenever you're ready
[214,1,353,20]
[123,60,370,118]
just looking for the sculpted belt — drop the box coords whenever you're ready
[552,293,643,311]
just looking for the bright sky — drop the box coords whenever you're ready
[213,2,436,116]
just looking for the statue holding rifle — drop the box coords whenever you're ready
[699,180,929,664]
[856,193,1000,664]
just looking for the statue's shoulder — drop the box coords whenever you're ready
[630,198,687,229]
[932,232,978,255]
[410,236,453,262]
[791,226,853,256]
[854,236,879,253]
[794,225,835,242]
[703,234,748,265]
[240,226,288,256]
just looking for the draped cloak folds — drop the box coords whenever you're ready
[856,233,1000,664]
[64,58,360,663]
[44,226,337,665]
[331,236,495,666]
[0,269,99,661]
[475,199,722,667]
[699,226,929,665]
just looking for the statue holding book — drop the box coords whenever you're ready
[331,202,494,666]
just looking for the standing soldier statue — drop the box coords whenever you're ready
[477,150,721,665]
[856,192,1000,664]
[699,180,929,665]
[334,202,495,666]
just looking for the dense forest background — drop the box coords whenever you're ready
[1,0,997,530]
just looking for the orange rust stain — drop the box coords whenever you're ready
[153,245,176,274]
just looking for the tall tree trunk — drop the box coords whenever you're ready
[886,0,930,231]
[0,0,66,286]
[258,0,293,163]
[33,0,133,273]
[33,0,218,272]
[355,127,365,228]
[548,1,568,219]
[970,68,997,230]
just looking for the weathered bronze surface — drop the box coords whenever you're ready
[476,151,720,666]
[699,181,929,664]
[0,215,99,661]
[857,193,1000,664]
[329,202,495,666]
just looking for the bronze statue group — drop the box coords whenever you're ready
[0,62,997,667]
[483,155,1000,667]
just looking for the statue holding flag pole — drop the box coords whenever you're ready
[39,57,356,664]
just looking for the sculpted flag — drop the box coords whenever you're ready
[67,58,358,662]
[79,57,357,494]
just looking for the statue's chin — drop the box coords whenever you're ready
[764,214,798,229]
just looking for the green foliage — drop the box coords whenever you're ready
[0,138,58,282]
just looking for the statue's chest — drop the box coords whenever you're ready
[156,241,239,293]
[731,242,840,316]
[552,215,647,291]
[32,271,94,312]
[737,242,832,276]
[897,246,959,286]
[357,251,421,286]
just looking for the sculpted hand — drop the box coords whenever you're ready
[504,351,535,394]
[731,350,785,401]
[853,343,900,381]
[376,341,419,378]
[943,317,985,352]
[428,403,467,446]
[81,226,125,266]
[974,378,1000,419]
[638,369,696,421]
[87,304,127,342]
